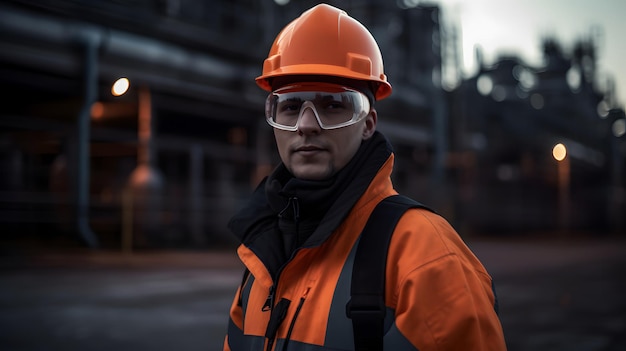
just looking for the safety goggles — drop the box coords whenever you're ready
[265,83,371,131]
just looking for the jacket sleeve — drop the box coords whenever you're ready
[387,210,507,350]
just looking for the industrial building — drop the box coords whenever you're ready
[1,0,623,249]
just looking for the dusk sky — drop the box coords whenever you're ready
[433,0,626,109]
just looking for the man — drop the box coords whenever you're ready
[224,3,506,350]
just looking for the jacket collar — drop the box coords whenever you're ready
[228,132,395,278]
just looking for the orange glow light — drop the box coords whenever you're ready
[91,102,104,119]
[552,143,567,161]
[112,77,130,96]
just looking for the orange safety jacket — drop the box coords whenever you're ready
[224,154,507,350]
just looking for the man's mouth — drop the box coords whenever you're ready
[294,145,326,155]
[297,145,321,151]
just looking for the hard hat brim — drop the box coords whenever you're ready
[256,64,392,100]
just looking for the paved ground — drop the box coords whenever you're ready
[0,236,625,351]
[473,238,626,351]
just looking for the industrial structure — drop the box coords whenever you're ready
[0,0,623,249]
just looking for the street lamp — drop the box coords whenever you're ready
[111,77,130,96]
[110,77,163,252]
[552,143,567,161]
[553,143,570,234]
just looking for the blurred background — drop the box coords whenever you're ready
[0,0,624,350]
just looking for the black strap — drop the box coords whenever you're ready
[346,195,431,351]
[237,268,251,307]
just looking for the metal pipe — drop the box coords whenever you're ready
[0,4,244,86]
[75,30,101,248]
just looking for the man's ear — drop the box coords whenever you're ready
[362,108,377,140]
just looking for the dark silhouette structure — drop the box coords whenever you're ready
[0,0,623,249]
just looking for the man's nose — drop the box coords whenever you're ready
[297,105,322,134]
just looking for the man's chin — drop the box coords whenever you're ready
[289,164,334,180]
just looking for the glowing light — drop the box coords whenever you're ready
[530,93,544,109]
[553,143,567,161]
[274,0,290,5]
[476,75,493,96]
[400,0,420,8]
[91,102,104,119]
[112,77,130,96]
[491,85,506,101]
[613,119,626,137]
[516,66,536,90]
[597,100,610,118]
[566,67,581,91]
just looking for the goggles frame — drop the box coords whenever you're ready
[265,83,371,131]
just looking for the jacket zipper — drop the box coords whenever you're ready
[262,285,275,312]
[263,266,284,350]
[266,197,302,350]
[265,297,291,351]
[281,287,310,351]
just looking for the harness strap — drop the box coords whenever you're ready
[347,195,430,351]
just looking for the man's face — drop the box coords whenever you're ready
[271,85,377,180]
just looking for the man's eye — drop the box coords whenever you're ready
[323,101,347,111]
[278,101,302,113]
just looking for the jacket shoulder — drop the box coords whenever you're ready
[387,207,490,278]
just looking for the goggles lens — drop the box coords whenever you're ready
[265,83,370,131]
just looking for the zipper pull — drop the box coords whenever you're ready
[262,285,275,312]
[264,298,291,351]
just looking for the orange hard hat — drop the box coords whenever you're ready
[256,4,392,101]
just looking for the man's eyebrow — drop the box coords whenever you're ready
[318,93,340,100]
[283,97,304,102]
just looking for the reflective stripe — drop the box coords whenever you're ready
[383,321,420,350]
[241,274,255,328]
[230,233,414,350]
[325,237,400,350]
[273,338,343,350]
[269,323,418,351]
[227,318,265,350]
[324,237,358,349]
[228,319,418,351]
